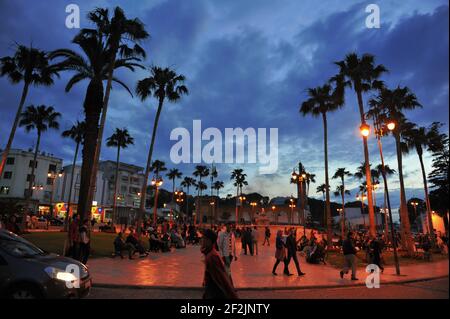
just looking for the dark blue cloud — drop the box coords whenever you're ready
[0,0,448,202]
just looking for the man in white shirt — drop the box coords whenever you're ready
[217,223,237,277]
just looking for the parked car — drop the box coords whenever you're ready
[0,229,91,299]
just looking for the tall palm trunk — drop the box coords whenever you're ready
[235,187,239,225]
[356,89,376,237]
[418,152,435,242]
[64,140,80,231]
[63,140,80,254]
[322,112,332,249]
[0,82,30,177]
[86,54,117,225]
[23,131,41,229]
[185,186,189,220]
[216,189,220,223]
[394,133,415,255]
[341,177,346,240]
[77,79,103,222]
[138,98,164,231]
[112,145,121,225]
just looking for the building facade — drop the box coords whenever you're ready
[0,149,63,215]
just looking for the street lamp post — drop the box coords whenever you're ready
[237,196,246,225]
[250,202,257,224]
[151,176,163,226]
[292,163,307,226]
[374,117,401,275]
[356,193,367,227]
[337,208,344,239]
[271,205,277,224]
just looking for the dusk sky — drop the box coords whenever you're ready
[0,0,448,211]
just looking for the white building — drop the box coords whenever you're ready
[0,148,63,215]
[98,161,144,207]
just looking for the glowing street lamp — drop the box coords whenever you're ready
[387,121,396,131]
[360,123,370,137]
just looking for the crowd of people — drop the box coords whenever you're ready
[2,214,449,300]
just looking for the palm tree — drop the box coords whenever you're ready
[212,180,224,222]
[300,83,344,247]
[0,45,59,178]
[213,181,224,198]
[231,169,248,223]
[61,121,85,229]
[106,128,134,224]
[136,66,188,230]
[403,122,442,243]
[86,8,149,216]
[332,168,352,238]
[334,52,387,237]
[150,160,167,177]
[51,22,145,222]
[305,172,316,197]
[166,168,183,201]
[19,105,60,226]
[181,176,196,219]
[193,165,210,224]
[369,86,421,255]
[316,184,329,228]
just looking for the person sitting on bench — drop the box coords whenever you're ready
[126,227,148,257]
[113,232,135,259]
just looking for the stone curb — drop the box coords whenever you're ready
[92,275,449,291]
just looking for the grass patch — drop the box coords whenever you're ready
[325,250,448,269]
[23,232,150,258]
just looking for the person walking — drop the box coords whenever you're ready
[263,226,271,246]
[201,229,238,299]
[272,230,286,275]
[217,223,237,277]
[78,219,91,265]
[284,228,305,276]
[340,231,358,280]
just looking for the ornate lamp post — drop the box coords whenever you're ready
[374,117,401,275]
[356,192,367,227]
[271,205,277,224]
[250,202,257,223]
[289,197,296,225]
[237,195,246,225]
[337,208,344,239]
[151,176,163,226]
[291,163,307,225]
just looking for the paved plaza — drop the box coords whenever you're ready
[87,242,449,289]
[88,277,449,299]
